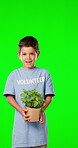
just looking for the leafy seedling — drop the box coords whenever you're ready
[20,89,45,110]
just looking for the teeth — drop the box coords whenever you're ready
[26,61,32,63]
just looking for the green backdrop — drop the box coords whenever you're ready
[0,0,78,148]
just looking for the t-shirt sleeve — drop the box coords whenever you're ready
[3,71,15,99]
[44,70,55,97]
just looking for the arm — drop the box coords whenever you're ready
[42,94,52,111]
[6,94,30,122]
[7,94,22,112]
[38,95,52,124]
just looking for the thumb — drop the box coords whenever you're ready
[23,108,28,112]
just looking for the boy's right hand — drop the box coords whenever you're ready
[19,108,30,122]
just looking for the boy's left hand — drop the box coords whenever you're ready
[38,112,44,124]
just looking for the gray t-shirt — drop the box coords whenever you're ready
[3,67,55,148]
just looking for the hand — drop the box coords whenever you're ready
[38,112,44,124]
[19,107,30,122]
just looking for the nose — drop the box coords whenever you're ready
[26,54,30,59]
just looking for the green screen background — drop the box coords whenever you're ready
[0,0,78,148]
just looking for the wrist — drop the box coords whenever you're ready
[18,107,22,113]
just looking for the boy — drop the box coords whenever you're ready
[3,36,55,148]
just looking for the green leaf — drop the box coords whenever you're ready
[22,89,28,93]
[29,96,35,101]
[21,98,28,103]
[41,108,45,112]
[33,101,38,107]
[27,91,32,96]
[43,102,46,107]
[35,97,39,101]
[20,93,27,97]
[41,92,44,97]
[26,102,31,107]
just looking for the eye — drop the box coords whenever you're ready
[23,53,26,55]
[30,53,34,55]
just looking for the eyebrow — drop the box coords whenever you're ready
[22,52,35,54]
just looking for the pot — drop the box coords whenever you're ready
[25,106,41,122]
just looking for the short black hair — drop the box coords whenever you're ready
[18,36,39,53]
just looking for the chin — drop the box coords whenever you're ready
[24,64,35,68]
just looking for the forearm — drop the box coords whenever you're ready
[7,95,30,121]
[7,95,22,113]
[42,95,52,111]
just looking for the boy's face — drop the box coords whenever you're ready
[18,46,40,69]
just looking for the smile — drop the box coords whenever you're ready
[25,61,32,63]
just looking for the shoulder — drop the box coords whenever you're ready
[9,67,24,74]
[37,67,51,79]
[37,67,49,74]
[8,68,19,77]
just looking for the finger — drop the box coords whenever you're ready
[23,108,28,112]
[22,111,28,116]
[22,112,27,117]
[24,115,30,118]
[25,119,30,122]
[40,120,44,124]
[38,119,43,123]
[38,118,44,124]
[24,116,30,121]
[38,121,44,124]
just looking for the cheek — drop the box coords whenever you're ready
[20,56,22,60]
[31,56,37,61]
[20,55,24,61]
[34,54,37,61]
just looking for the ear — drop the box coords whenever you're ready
[16,52,21,59]
[37,51,40,58]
